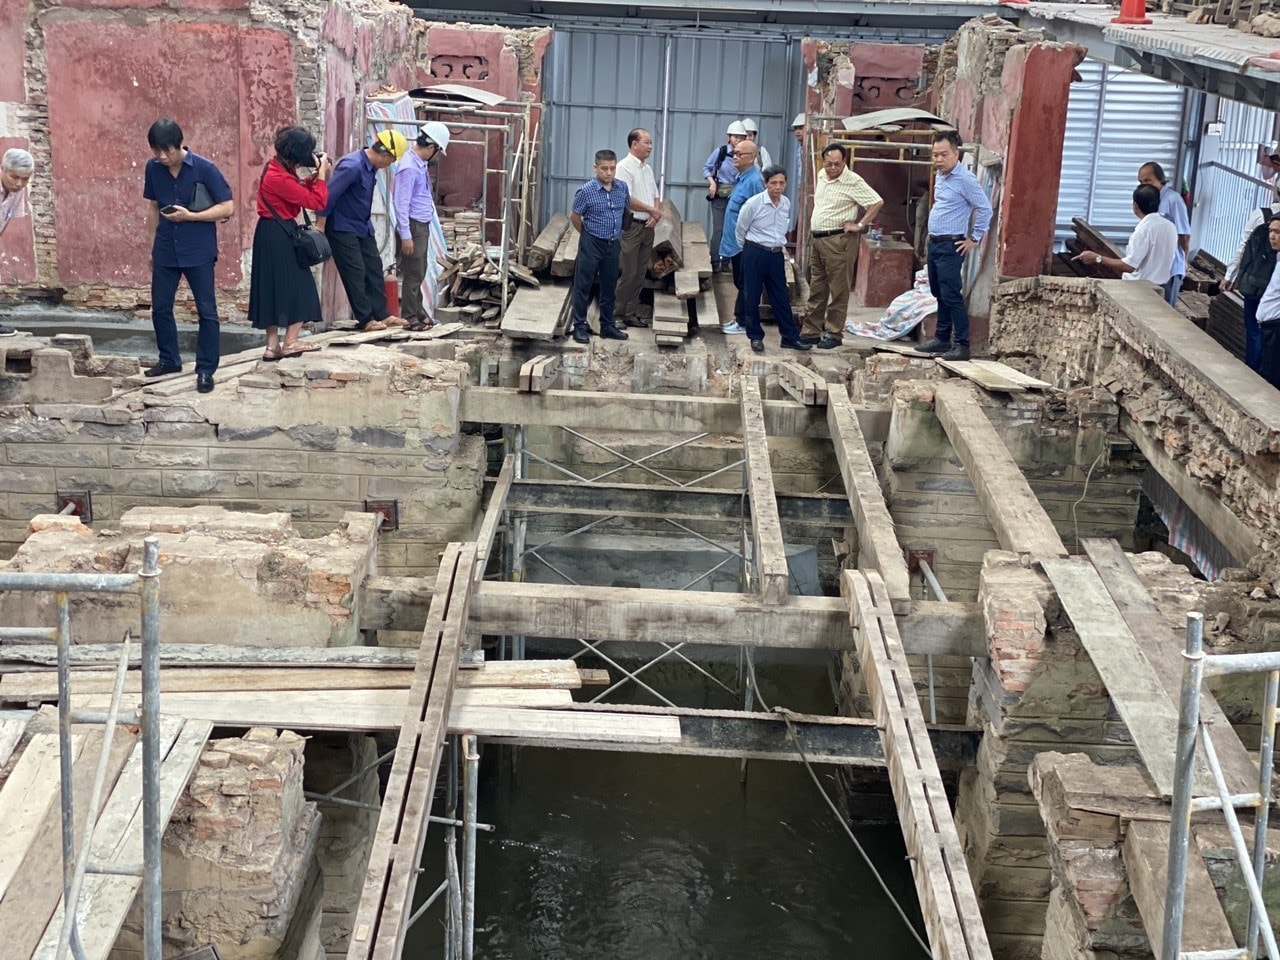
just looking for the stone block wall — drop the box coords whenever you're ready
[111,728,322,960]
[0,343,484,580]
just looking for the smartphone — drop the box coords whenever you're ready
[160,205,178,215]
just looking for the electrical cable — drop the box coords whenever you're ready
[742,655,935,958]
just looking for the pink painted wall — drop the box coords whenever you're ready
[44,19,295,289]
[0,0,25,102]
[0,136,36,284]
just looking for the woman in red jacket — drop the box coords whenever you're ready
[249,126,331,360]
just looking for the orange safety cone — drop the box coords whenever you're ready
[1112,0,1151,25]
[384,275,399,317]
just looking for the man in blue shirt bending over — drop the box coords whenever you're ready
[919,130,992,362]
[1138,161,1192,307]
[569,149,630,345]
[142,118,234,393]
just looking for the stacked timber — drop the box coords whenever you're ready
[1208,292,1247,361]
[652,290,692,346]
[527,213,570,271]
[651,199,684,278]
[436,242,540,326]
[441,211,483,249]
[1063,217,1126,279]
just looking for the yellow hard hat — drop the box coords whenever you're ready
[375,129,408,160]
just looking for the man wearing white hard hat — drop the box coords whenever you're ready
[740,118,772,169]
[395,121,449,331]
[702,120,747,271]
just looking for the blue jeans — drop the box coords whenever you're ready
[151,261,220,374]
[927,238,968,348]
[1163,274,1182,307]
[571,231,621,332]
[741,241,801,343]
[1243,295,1263,371]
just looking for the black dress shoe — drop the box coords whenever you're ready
[918,337,950,354]
[799,335,821,345]
[623,316,651,329]
[196,372,214,394]
[600,326,629,341]
[817,335,843,349]
[941,344,971,361]
[750,339,764,353]
[780,339,812,351]
[144,362,182,378]
[572,327,590,344]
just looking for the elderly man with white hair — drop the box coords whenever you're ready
[0,148,35,336]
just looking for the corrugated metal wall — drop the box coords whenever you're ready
[1056,62,1186,245]
[542,29,804,234]
[1196,99,1276,264]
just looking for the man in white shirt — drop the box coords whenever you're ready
[1222,175,1280,371]
[1073,184,1176,287]
[1253,218,1280,388]
[614,128,663,328]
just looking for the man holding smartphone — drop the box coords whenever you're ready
[143,118,234,393]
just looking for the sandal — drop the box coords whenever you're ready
[406,320,433,332]
[383,316,409,328]
[361,320,388,332]
[261,348,283,362]
[281,341,322,356]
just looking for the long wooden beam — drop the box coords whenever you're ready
[740,376,790,604]
[826,389,913,613]
[474,453,515,586]
[356,578,987,656]
[458,385,892,440]
[498,477,854,525]
[933,380,1068,559]
[844,570,993,960]
[349,542,473,960]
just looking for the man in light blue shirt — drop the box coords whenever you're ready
[1138,161,1191,307]
[919,130,993,362]
[394,122,448,330]
[718,141,763,334]
[734,165,810,354]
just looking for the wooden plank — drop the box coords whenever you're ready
[844,335,932,357]
[826,390,912,613]
[682,222,713,280]
[651,319,689,337]
[776,362,827,407]
[650,199,683,277]
[739,376,790,605]
[1,661,585,699]
[474,453,515,594]
[327,323,464,347]
[32,718,212,960]
[500,285,573,341]
[0,734,81,902]
[843,570,992,960]
[528,356,561,393]
[1081,538,1256,796]
[1119,419,1261,566]
[936,358,1028,393]
[518,355,550,393]
[550,225,580,278]
[526,213,570,272]
[933,380,1068,559]
[1123,820,1237,959]
[0,715,26,768]
[72,687,572,714]
[353,542,474,960]
[691,290,718,330]
[0,728,135,960]
[1042,558,1212,797]
[966,359,1053,391]
[673,269,700,300]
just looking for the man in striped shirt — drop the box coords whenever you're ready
[919,130,992,362]
[801,144,883,349]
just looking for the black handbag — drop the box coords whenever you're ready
[259,164,332,269]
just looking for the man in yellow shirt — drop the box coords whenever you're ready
[801,144,883,348]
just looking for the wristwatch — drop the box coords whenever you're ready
[1095,254,1103,265]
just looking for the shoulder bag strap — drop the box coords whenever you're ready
[259,162,304,236]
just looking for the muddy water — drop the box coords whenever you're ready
[407,662,926,959]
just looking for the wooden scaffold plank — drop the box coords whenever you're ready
[348,541,475,960]
[843,569,992,960]
[826,389,912,613]
[933,380,1068,560]
[739,376,790,604]
[1041,557,1213,798]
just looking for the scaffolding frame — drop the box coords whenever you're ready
[1164,611,1279,960]
[365,95,543,316]
[0,537,163,960]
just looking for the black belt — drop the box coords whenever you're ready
[929,233,966,244]
[745,239,784,254]
[811,228,847,239]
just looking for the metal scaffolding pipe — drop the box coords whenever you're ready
[54,591,85,960]
[1189,792,1261,812]
[1248,669,1278,956]
[139,537,163,960]
[1162,612,1204,960]
[1203,650,1280,677]
[0,571,139,593]
[0,625,58,641]
[462,735,480,960]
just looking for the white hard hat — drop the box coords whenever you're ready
[726,120,748,136]
[741,118,759,133]
[792,114,805,128]
[417,120,450,155]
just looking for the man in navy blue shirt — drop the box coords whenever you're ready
[142,119,234,393]
[568,150,630,345]
[319,130,408,332]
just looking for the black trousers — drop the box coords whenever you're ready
[326,226,389,326]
